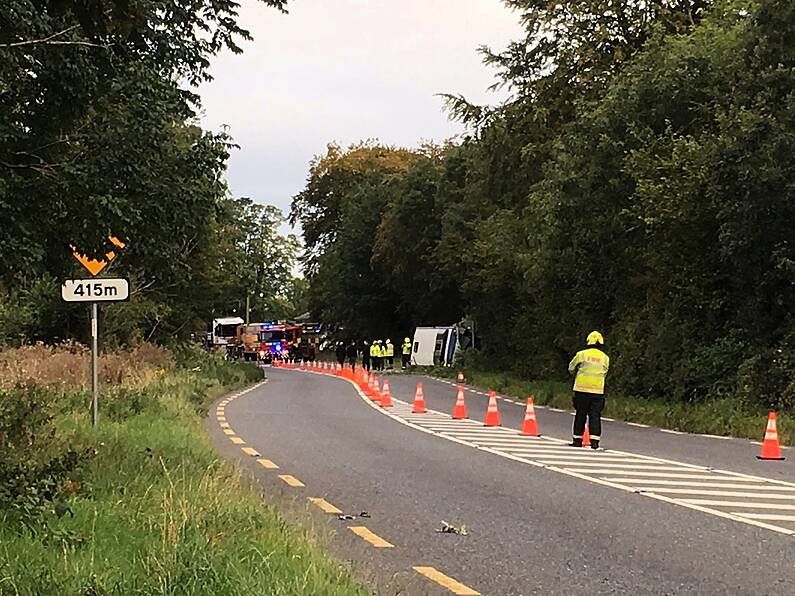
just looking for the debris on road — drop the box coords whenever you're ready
[338,511,371,521]
[436,520,468,535]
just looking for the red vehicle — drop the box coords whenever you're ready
[256,322,301,363]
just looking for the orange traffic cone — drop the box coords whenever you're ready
[380,379,393,408]
[521,397,540,436]
[484,391,501,426]
[412,383,427,413]
[370,376,381,401]
[757,412,785,460]
[452,386,468,419]
[582,425,591,447]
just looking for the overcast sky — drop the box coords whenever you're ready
[198,0,522,220]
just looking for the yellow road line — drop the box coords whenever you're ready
[308,497,342,514]
[216,416,226,422]
[230,437,245,445]
[258,458,279,469]
[219,422,230,428]
[241,447,260,457]
[278,474,305,487]
[413,566,479,595]
[223,428,235,435]
[349,526,393,548]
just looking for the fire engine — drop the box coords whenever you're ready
[251,321,302,364]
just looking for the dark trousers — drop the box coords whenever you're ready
[348,357,356,370]
[373,356,381,371]
[402,354,410,368]
[362,356,370,370]
[572,392,605,439]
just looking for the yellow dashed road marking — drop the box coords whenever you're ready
[223,428,235,435]
[217,416,226,422]
[258,458,279,469]
[230,437,245,445]
[413,566,479,595]
[349,526,394,548]
[219,422,230,428]
[308,497,342,514]
[278,474,305,487]
[241,447,260,457]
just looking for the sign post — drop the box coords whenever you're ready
[91,303,99,427]
[63,278,129,427]
[67,237,128,428]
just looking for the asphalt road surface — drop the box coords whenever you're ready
[207,367,795,595]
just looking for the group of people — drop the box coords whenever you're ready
[334,337,413,371]
[330,330,610,450]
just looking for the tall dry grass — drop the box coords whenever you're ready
[0,341,173,389]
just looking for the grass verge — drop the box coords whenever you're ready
[417,365,791,446]
[0,346,366,596]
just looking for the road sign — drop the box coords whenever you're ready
[61,278,130,302]
[72,236,125,276]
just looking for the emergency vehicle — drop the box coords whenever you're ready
[255,322,302,363]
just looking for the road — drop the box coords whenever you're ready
[207,366,795,595]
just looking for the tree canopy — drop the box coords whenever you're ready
[295,0,795,409]
[0,0,301,344]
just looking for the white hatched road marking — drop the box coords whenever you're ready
[292,369,795,536]
[633,488,795,500]
[684,500,795,510]
[608,479,795,490]
[732,513,795,521]
[599,472,761,481]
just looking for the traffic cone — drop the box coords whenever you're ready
[370,376,381,401]
[582,425,591,447]
[380,379,393,408]
[521,397,540,436]
[412,383,427,413]
[452,386,468,419]
[757,412,785,460]
[484,391,501,426]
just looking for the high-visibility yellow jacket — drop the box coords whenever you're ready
[378,345,388,358]
[370,344,378,358]
[402,341,411,355]
[568,348,609,395]
[385,343,394,357]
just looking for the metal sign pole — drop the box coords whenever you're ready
[91,302,99,427]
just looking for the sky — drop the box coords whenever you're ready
[198,0,522,222]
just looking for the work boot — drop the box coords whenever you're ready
[569,438,583,447]
[590,439,600,450]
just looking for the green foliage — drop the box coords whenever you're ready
[0,0,300,346]
[299,0,795,411]
[0,354,364,595]
[0,385,91,537]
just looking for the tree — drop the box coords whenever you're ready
[0,0,294,345]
